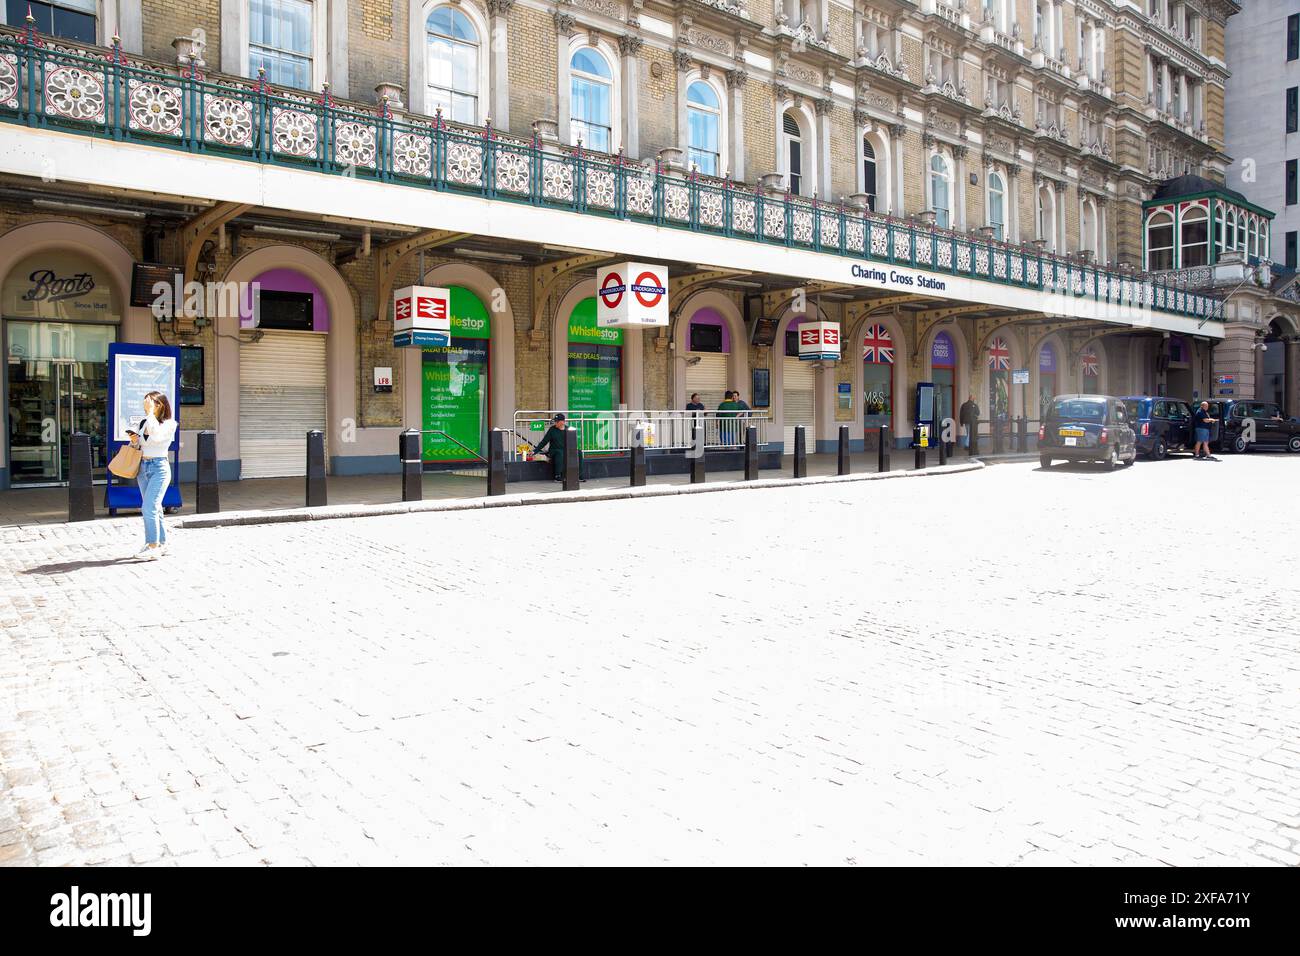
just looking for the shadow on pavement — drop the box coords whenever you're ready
[23,556,145,575]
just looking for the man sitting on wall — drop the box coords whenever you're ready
[533,414,585,482]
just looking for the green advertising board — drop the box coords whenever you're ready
[422,287,490,462]
[567,297,622,411]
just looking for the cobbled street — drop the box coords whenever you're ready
[2,457,1298,866]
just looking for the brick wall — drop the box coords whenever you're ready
[510,5,557,138]
[141,0,220,69]
[640,46,677,161]
[349,0,404,110]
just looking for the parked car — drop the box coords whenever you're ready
[1205,400,1300,453]
[1122,396,1194,460]
[1039,395,1138,469]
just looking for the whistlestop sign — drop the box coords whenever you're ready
[798,321,842,361]
[393,285,451,347]
[597,262,668,328]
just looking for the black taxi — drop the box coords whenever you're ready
[1038,394,1138,470]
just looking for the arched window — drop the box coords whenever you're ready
[1081,197,1097,253]
[782,110,804,195]
[1037,185,1056,251]
[1146,210,1174,270]
[686,80,722,176]
[1214,204,1225,258]
[987,171,1005,240]
[426,6,480,124]
[1226,209,1239,251]
[570,47,614,152]
[1248,217,1259,259]
[863,138,878,211]
[930,154,951,228]
[1180,206,1208,267]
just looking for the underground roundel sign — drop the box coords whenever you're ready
[597,262,668,328]
[798,321,842,362]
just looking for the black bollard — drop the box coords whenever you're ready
[837,425,850,475]
[563,427,579,491]
[630,429,646,487]
[992,418,1004,455]
[306,429,326,507]
[690,425,706,484]
[67,431,94,522]
[196,429,219,514]
[878,423,891,473]
[400,429,422,502]
[744,426,759,480]
[914,425,927,470]
[793,425,807,478]
[487,428,506,496]
[1017,416,1028,453]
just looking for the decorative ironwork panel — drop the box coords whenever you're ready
[819,214,840,248]
[846,218,865,253]
[731,195,756,235]
[493,148,529,193]
[44,65,105,124]
[541,158,574,201]
[1071,269,1084,295]
[626,174,655,216]
[392,131,432,178]
[956,244,971,272]
[762,202,786,239]
[870,223,888,257]
[333,119,376,169]
[1010,255,1023,282]
[664,181,690,221]
[271,106,317,158]
[975,246,990,275]
[915,232,933,266]
[936,239,952,269]
[892,229,911,260]
[791,207,814,244]
[993,254,1007,279]
[0,52,16,110]
[126,79,183,136]
[585,165,617,208]
[1027,259,1039,284]
[203,94,255,147]
[698,189,724,228]
[445,139,484,186]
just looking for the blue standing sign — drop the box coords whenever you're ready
[106,343,182,514]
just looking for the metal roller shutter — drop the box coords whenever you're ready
[783,356,815,453]
[686,352,728,408]
[239,331,327,478]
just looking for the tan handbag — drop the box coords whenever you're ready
[108,442,142,479]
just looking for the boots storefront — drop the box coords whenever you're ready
[3,250,121,487]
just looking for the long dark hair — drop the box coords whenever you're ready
[144,390,172,422]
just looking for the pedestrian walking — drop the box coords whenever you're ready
[129,390,177,559]
[1192,401,1219,460]
[533,413,584,482]
[959,394,980,452]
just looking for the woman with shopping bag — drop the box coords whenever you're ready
[119,391,177,559]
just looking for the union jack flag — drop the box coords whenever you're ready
[987,336,1011,370]
[1080,348,1100,376]
[862,324,894,364]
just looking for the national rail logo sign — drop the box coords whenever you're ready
[597,262,668,328]
[393,285,451,348]
[798,321,842,362]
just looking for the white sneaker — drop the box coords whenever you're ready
[136,546,159,560]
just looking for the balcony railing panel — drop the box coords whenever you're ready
[0,28,1224,325]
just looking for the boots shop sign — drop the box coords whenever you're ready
[392,285,451,348]
[2,252,119,321]
[597,262,669,328]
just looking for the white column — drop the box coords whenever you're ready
[621,34,643,160]
[220,0,249,77]
[1008,165,1020,242]
[893,126,906,215]
[955,147,967,230]
[815,99,833,198]
[488,0,514,128]
[727,69,747,180]
[555,14,574,142]
[328,0,349,99]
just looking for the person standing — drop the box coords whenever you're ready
[685,393,705,412]
[959,394,981,452]
[1192,401,1218,460]
[130,390,177,559]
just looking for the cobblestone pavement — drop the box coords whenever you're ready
[2,456,1298,866]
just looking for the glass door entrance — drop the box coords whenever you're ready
[6,321,114,485]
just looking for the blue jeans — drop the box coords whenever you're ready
[137,457,170,545]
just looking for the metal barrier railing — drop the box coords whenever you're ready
[509,409,774,462]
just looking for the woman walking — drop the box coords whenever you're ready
[129,390,177,559]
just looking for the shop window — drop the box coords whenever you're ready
[687,81,722,177]
[426,5,480,125]
[249,0,314,89]
[4,0,95,43]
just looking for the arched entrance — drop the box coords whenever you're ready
[672,292,746,411]
[1,222,141,488]
[1165,334,1193,399]
[860,320,896,449]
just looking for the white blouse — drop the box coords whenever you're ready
[136,413,177,459]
